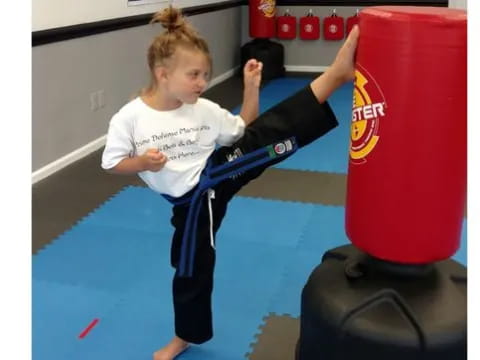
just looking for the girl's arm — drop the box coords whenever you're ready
[107,149,167,175]
[239,59,263,126]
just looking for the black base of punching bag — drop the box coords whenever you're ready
[297,244,467,360]
[240,38,285,81]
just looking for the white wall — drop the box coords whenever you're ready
[33,0,227,31]
[449,0,467,9]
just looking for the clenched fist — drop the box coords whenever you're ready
[140,148,168,172]
[243,58,263,88]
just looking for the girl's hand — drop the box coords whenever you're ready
[140,148,167,172]
[243,59,263,88]
[328,25,360,83]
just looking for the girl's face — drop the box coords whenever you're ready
[162,47,211,105]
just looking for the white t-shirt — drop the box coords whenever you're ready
[102,97,245,197]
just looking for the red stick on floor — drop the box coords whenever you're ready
[78,318,100,339]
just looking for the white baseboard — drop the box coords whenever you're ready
[285,65,329,73]
[31,68,239,184]
[32,135,107,184]
[208,67,239,89]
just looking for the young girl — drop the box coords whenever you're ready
[102,6,359,360]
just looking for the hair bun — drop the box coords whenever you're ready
[151,6,186,32]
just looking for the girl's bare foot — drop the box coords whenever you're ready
[153,336,190,360]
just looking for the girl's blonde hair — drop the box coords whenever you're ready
[142,6,211,94]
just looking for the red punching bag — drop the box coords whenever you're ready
[345,6,467,264]
[249,0,276,38]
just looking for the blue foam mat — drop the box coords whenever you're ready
[80,186,173,234]
[217,196,314,248]
[63,293,175,360]
[33,187,467,360]
[231,77,311,116]
[32,279,121,360]
[33,224,172,292]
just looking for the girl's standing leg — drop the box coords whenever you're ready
[154,199,224,359]
[166,183,236,344]
[169,201,217,344]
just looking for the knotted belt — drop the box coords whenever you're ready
[163,137,298,277]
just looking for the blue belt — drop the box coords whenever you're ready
[163,137,298,277]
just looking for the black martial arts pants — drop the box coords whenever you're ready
[169,85,338,344]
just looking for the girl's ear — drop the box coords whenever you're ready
[154,66,169,83]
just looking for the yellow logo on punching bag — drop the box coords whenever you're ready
[350,64,387,163]
[258,0,276,18]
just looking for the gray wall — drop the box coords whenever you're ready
[241,6,363,68]
[32,7,242,172]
